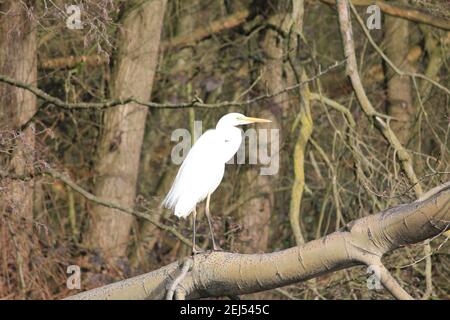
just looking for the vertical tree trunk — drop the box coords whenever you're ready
[384,2,414,146]
[132,0,199,263]
[87,0,167,259]
[238,26,282,253]
[0,0,37,292]
[238,1,304,253]
[384,3,434,299]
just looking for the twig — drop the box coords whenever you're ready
[397,230,450,269]
[349,3,450,97]
[43,168,194,248]
[377,263,413,300]
[336,0,423,197]
[0,60,345,118]
[166,258,193,300]
[274,288,298,300]
[39,10,251,69]
[319,0,450,31]
[6,221,26,291]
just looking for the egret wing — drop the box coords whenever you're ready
[162,130,225,216]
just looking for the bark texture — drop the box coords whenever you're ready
[65,182,450,300]
[239,0,301,253]
[87,0,167,258]
[0,0,37,287]
[385,0,414,146]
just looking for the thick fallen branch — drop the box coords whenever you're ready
[65,182,450,300]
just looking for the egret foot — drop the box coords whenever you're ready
[192,247,204,255]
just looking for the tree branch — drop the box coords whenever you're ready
[377,263,413,300]
[357,255,413,300]
[44,168,194,249]
[0,60,345,128]
[319,0,450,31]
[39,10,250,69]
[166,258,193,300]
[64,182,450,300]
[336,0,424,197]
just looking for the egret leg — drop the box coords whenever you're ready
[191,207,202,255]
[205,194,222,251]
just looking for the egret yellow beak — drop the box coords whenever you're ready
[239,116,272,123]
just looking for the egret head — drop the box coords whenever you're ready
[216,113,271,129]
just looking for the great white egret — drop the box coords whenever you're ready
[162,113,271,253]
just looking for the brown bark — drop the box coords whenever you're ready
[385,1,414,146]
[133,1,200,262]
[238,3,285,253]
[86,0,167,259]
[239,1,306,252]
[0,0,37,291]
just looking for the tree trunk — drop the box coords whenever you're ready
[238,26,282,253]
[237,2,283,253]
[239,0,305,252]
[132,0,199,263]
[0,0,37,293]
[87,0,167,259]
[384,1,414,146]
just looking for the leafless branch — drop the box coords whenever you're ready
[64,183,450,300]
[44,168,194,249]
[166,258,193,300]
[0,60,345,126]
[319,0,450,31]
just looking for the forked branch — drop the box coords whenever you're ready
[64,183,450,300]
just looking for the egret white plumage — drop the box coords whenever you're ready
[162,113,271,253]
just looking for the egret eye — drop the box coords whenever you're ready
[225,139,230,143]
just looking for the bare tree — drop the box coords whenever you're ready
[0,0,448,300]
[239,0,303,252]
[86,0,167,259]
[0,0,37,290]
[384,0,414,146]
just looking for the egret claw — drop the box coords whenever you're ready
[192,248,204,255]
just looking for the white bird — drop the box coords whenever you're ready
[162,112,271,253]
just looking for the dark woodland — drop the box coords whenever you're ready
[0,0,449,300]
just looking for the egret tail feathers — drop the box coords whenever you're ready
[162,191,193,219]
[173,198,195,219]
